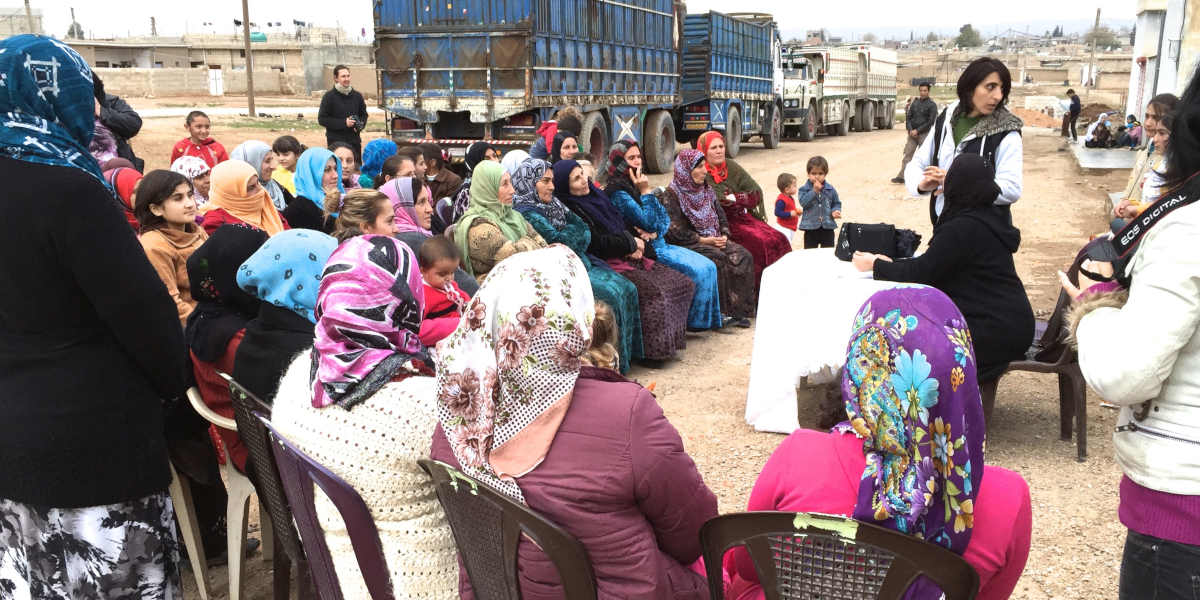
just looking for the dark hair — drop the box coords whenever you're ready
[272,135,304,156]
[556,106,585,137]
[918,82,931,90]
[331,189,391,242]
[777,172,798,191]
[1147,93,1180,120]
[570,151,589,161]
[377,154,414,188]
[1157,71,1199,206]
[135,169,192,231]
[185,110,209,126]
[397,146,424,166]
[956,57,1011,114]
[806,156,829,173]
[333,64,350,78]
[328,141,356,154]
[1066,88,1076,95]
[418,235,460,270]
[419,143,445,167]
[815,368,848,430]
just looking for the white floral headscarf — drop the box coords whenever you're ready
[435,245,594,502]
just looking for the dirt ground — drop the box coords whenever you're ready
[136,106,1132,599]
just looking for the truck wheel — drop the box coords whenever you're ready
[861,102,875,132]
[833,102,849,136]
[884,101,896,129]
[763,105,781,149]
[642,110,675,175]
[724,105,742,158]
[580,111,609,172]
[796,103,815,142]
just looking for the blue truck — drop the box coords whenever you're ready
[373,1,781,173]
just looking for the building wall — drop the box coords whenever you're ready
[92,67,304,97]
[0,10,42,36]
[302,45,374,94]
[320,64,379,99]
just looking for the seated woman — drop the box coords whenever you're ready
[330,141,362,190]
[430,246,717,599]
[281,147,342,234]
[233,228,338,404]
[663,150,757,326]
[186,224,269,471]
[606,141,723,331]
[726,286,1032,600]
[555,159,694,361]
[512,156,645,372]
[381,175,479,295]
[199,160,289,236]
[698,131,792,289]
[449,141,498,225]
[853,153,1035,410]
[550,130,579,164]
[359,138,397,189]
[104,161,142,231]
[452,160,546,283]
[231,140,291,211]
[272,235,459,598]
[136,169,208,326]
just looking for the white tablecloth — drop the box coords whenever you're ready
[744,248,901,433]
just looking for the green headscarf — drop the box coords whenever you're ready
[453,160,531,275]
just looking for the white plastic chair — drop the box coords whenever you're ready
[186,386,275,600]
[169,460,210,599]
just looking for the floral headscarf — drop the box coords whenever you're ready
[838,285,984,556]
[380,176,432,236]
[171,155,212,205]
[237,229,338,323]
[310,235,427,409]
[668,149,720,237]
[697,130,729,184]
[511,158,568,229]
[436,245,594,502]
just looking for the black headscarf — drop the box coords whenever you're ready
[553,159,628,234]
[464,141,494,173]
[550,131,578,165]
[936,154,1002,230]
[184,224,269,362]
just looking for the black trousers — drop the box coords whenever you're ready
[1068,113,1080,140]
[802,228,835,249]
[1118,530,1200,600]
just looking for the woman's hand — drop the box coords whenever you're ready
[918,166,946,193]
[632,167,651,195]
[634,227,657,241]
[627,236,646,260]
[831,210,842,219]
[699,235,727,249]
[852,251,881,272]
[1059,270,1083,302]
[721,193,736,206]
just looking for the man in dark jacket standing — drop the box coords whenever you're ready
[892,83,937,184]
[1066,88,1082,142]
[94,74,145,171]
[318,65,368,160]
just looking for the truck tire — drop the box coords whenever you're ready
[861,102,875,132]
[884,101,896,129]
[796,104,815,142]
[763,104,781,149]
[580,111,609,172]
[832,102,849,136]
[642,110,675,175]
[725,105,742,158]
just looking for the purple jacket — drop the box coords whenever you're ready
[430,366,717,599]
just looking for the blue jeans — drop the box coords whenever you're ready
[1119,530,1200,600]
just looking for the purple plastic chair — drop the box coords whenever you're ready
[261,416,395,600]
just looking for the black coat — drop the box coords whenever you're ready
[99,93,144,171]
[318,88,368,153]
[0,157,186,507]
[906,97,938,135]
[232,304,314,404]
[281,195,336,234]
[872,206,1034,382]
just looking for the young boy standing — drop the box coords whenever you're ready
[774,172,801,241]
[796,156,842,249]
[169,111,228,168]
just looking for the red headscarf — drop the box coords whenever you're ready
[696,130,728,184]
[104,166,143,232]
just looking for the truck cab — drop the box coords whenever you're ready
[780,48,823,141]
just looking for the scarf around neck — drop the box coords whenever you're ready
[311,235,428,409]
[436,245,594,502]
[697,130,729,184]
[334,83,353,95]
[512,158,568,229]
[553,159,627,234]
[231,140,287,211]
[669,149,720,237]
[204,159,288,235]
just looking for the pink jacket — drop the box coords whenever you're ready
[725,430,1032,600]
[430,366,717,599]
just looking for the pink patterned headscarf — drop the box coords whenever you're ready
[380,176,433,236]
[310,235,428,409]
[669,148,721,237]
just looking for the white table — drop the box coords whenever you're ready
[744,248,904,434]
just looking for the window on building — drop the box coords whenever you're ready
[239,49,245,57]
[96,61,110,68]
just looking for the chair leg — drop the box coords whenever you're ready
[168,463,210,600]
[226,466,255,600]
[1057,372,1075,441]
[260,500,275,562]
[1070,366,1088,461]
[272,552,292,600]
[979,379,998,427]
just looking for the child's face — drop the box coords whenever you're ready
[192,172,211,197]
[785,181,799,196]
[360,199,397,236]
[808,169,827,186]
[186,116,211,142]
[422,258,459,290]
[150,182,198,227]
[277,151,297,171]
[333,147,357,175]
[414,155,427,179]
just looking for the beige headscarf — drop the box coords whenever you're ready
[203,159,287,236]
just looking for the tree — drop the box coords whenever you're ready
[1085,26,1119,49]
[862,32,878,43]
[926,31,939,43]
[955,24,982,48]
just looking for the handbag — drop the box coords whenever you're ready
[834,222,897,261]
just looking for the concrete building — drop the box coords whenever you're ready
[0,6,42,36]
[1125,0,1200,118]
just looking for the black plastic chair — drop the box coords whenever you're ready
[418,459,598,600]
[701,511,979,600]
[262,415,395,600]
[223,374,315,600]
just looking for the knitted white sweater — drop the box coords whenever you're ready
[271,351,459,598]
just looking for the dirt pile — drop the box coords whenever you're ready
[1080,103,1120,123]
[1012,107,1061,129]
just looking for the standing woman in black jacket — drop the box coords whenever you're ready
[0,36,187,597]
[853,153,1035,419]
[317,65,367,161]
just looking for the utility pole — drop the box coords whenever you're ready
[1087,7,1100,99]
[23,0,33,33]
[241,0,256,117]
[150,16,157,37]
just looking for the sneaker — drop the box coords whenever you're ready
[890,177,904,184]
[734,317,752,328]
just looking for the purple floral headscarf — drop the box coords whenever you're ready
[310,235,427,409]
[669,149,721,237]
[838,285,985,557]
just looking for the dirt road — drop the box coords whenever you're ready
[147,114,1129,599]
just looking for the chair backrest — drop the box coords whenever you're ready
[417,459,597,600]
[701,512,978,600]
[262,416,395,600]
[223,374,308,567]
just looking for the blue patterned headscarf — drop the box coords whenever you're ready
[294,147,343,209]
[236,229,338,323]
[0,35,105,184]
[361,138,397,180]
[839,285,984,559]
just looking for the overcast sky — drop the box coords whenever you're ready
[39,0,1136,40]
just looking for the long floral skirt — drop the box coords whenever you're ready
[727,213,793,292]
[653,242,723,330]
[619,262,695,360]
[0,492,180,600]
